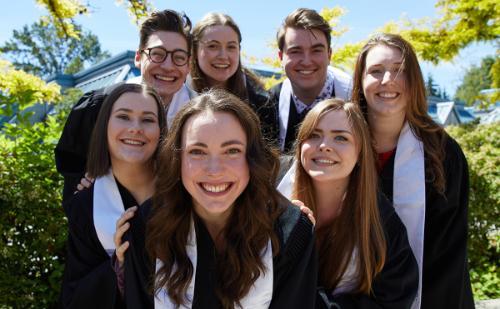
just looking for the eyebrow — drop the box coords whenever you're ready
[201,39,239,45]
[367,62,403,68]
[311,43,327,49]
[113,108,158,117]
[148,45,188,53]
[314,128,353,135]
[188,140,245,148]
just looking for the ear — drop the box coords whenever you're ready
[328,47,332,62]
[278,50,283,61]
[134,50,142,69]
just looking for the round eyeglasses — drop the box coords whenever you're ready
[141,47,190,66]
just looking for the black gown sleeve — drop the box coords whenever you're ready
[270,201,317,309]
[325,194,419,309]
[420,135,474,308]
[123,200,155,309]
[60,188,122,309]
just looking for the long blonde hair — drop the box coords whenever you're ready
[293,98,386,293]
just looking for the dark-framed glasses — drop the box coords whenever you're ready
[141,46,190,66]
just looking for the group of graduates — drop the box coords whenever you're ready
[55,7,474,309]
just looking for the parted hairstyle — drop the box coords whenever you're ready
[351,33,446,194]
[277,8,332,52]
[139,9,192,52]
[293,98,386,294]
[190,12,264,102]
[146,89,283,308]
[86,83,167,178]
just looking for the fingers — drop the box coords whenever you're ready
[114,206,137,265]
[76,173,95,191]
[291,199,305,208]
[292,199,316,226]
[115,239,129,266]
[115,206,137,231]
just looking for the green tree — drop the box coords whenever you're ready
[454,56,495,106]
[425,74,440,97]
[0,21,110,78]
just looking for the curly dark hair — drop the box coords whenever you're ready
[145,89,283,308]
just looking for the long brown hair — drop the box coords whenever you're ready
[351,33,446,193]
[293,98,386,294]
[146,89,282,308]
[190,12,262,102]
[86,83,167,178]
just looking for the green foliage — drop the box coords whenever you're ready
[447,122,500,300]
[0,116,67,308]
[454,56,496,106]
[35,0,154,35]
[0,59,61,124]
[0,21,110,78]
[36,0,88,39]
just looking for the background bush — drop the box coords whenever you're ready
[447,122,500,300]
[0,117,66,308]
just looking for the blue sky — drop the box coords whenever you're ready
[1,0,496,97]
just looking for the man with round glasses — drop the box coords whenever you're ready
[56,9,196,202]
[134,10,195,118]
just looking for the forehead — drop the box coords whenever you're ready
[201,25,239,42]
[144,30,188,50]
[316,109,352,132]
[182,111,247,143]
[365,44,403,67]
[283,27,328,48]
[112,92,158,114]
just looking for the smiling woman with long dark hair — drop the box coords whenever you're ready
[116,89,317,309]
[60,83,166,308]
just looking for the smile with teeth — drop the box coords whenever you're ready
[122,139,145,146]
[313,158,336,165]
[212,63,230,69]
[377,92,398,99]
[155,74,176,82]
[200,182,232,193]
[298,70,314,75]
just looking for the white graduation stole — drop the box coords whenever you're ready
[154,219,274,309]
[277,160,296,199]
[393,122,426,309]
[93,171,125,256]
[166,84,192,129]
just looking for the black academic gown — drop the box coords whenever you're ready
[277,156,419,309]
[55,84,124,203]
[319,193,419,309]
[124,199,318,309]
[60,180,137,309]
[379,134,474,308]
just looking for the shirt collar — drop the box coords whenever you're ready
[291,70,334,114]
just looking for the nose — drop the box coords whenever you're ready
[301,51,312,65]
[318,138,332,152]
[128,119,144,134]
[217,47,227,58]
[160,53,174,69]
[381,70,394,85]
[206,155,224,176]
